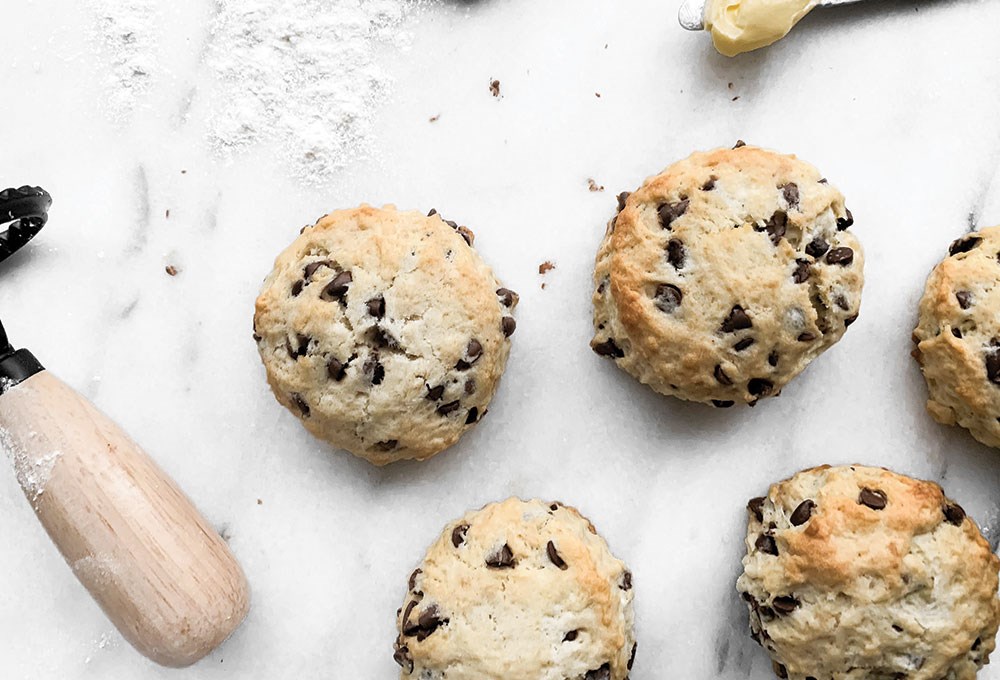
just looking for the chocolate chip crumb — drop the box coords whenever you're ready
[789,499,815,526]
[780,183,799,208]
[365,355,385,385]
[748,497,765,522]
[303,260,331,280]
[496,287,518,307]
[956,290,973,309]
[772,596,799,614]
[792,259,811,284]
[844,314,859,328]
[734,337,755,351]
[464,379,476,395]
[768,351,779,367]
[546,541,568,570]
[747,378,773,397]
[702,176,717,191]
[712,399,735,408]
[620,571,633,591]
[290,393,310,418]
[452,524,469,548]
[616,192,630,212]
[373,440,398,452]
[437,400,461,416]
[485,543,515,568]
[426,385,445,401]
[858,487,888,510]
[837,208,854,230]
[291,279,304,297]
[322,271,352,301]
[465,407,479,424]
[563,630,579,642]
[714,364,733,386]
[734,140,746,148]
[584,664,611,680]
[628,643,637,670]
[798,332,817,342]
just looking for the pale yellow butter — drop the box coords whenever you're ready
[704,0,816,57]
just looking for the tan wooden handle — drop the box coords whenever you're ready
[0,371,250,667]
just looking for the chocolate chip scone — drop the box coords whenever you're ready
[591,144,863,407]
[393,498,636,679]
[913,226,1000,448]
[737,465,1000,680]
[254,205,517,465]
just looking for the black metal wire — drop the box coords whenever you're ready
[0,185,51,264]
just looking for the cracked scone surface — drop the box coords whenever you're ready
[591,145,864,407]
[393,498,636,680]
[254,205,517,465]
[737,465,1000,680]
[913,226,1000,448]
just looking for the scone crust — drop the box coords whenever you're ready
[393,498,636,680]
[913,226,1000,448]
[737,465,1000,680]
[592,145,864,406]
[254,205,516,465]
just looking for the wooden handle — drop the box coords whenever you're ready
[0,371,250,667]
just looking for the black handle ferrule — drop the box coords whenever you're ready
[0,348,43,394]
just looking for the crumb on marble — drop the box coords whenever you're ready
[539,261,555,275]
[588,178,604,192]
[429,114,440,122]
[489,79,501,97]
[165,265,179,276]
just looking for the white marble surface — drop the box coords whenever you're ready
[2,0,1000,677]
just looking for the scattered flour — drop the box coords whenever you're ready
[84,0,159,121]
[205,0,423,182]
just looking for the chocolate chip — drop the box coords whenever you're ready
[798,332,817,342]
[496,287,518,307]
[774,662,788,679]
[768,351,779,367]
[747,378,773,397]
[592,338,624,358]
[621,570,633,591]
[956,290,972,309]
[584,664,611,680]
[455,339,483,370]
[327,358,346,381]
[780,183,799,208]
[444,219,458,229]
[790,499,815,526]
[464,379,476,395]
[485,543,515,568]
[290,393,310,418]
[546,541,568,570]
[392,641,413,672]
[367,296,385,318]
[734,140,746,148]
[374,440,398,452]
[772,596,799,615]
[501,316,516,337]
[792,259,811,284]
[408,569,422,591]
[734,337,755,351]
[291,279,304,297]
[628,642,637,670]
[616,191,630,212]
[826,247,854,266]
[950,235,982,256]
[452,524,469,548]
[465,407,479,424]
[654,284,683,313]
[410,604,447,641]
[973,637,983,651]
[456,226,474,246]
[844,314,858,328]
[805,237,829,258]
[437,400,461,416]
[563,630,578,642]
[762,211,787,245]
[748,497,765,522]
[287,333,310,359]
[658,199,689,229]
[426,384,445,401]
[721,305,752,332]
[712,399,735,408]
[322,271,352,301]
[859,487,887,510]
[303,261,331,280]
[702,177,717,191]
[755,534,778,555]
[667,239,686,269]
[837,208,854,230]
[427,208,438,217]
[835,295,850,310]
[714,364,733,386]
[987,347,1000,384]
[952,327,963,338]
[944,502,966,525]
[365,355,384,385]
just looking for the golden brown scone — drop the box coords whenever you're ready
[393,498,636,680]
[737,465,1000,680]
[913,226,1000,448]
[591,144,863,407]
[254,205,517,465]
